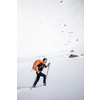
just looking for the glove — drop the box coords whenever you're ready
[48,63,50,66]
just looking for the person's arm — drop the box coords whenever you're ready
[36,66,39,73]
[45,63,50,68]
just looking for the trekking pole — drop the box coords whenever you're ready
[46,63,50,79]
[31,75,37,89]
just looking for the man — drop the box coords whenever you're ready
[31,58,50,88]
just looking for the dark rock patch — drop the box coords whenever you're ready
[70,50,74,52]
[71,31,73,33]
[69,54,79,58]
[60,1,63,3]
[64,24,66,26]
[81,54,84,56]
[76,39,78,41]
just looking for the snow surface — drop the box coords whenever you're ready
[17,0,84,57]
[17,56,84,100]
[17,0,84,100]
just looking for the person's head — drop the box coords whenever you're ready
[43,58,47,64]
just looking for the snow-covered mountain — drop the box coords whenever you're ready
[17,0,84,100]
[17,0,83,57]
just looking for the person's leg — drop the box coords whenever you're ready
[33,72,40,87]
[39,72,46,85]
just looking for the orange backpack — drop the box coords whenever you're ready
[32,59,42,71]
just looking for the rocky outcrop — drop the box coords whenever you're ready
[76,39,78,41]
[81,54,84,56]
[70,50,74,52]
[69,54,79,58]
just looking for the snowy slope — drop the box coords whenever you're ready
[17,56,84,100]
[17,0,84,57]
[17,0,84,100]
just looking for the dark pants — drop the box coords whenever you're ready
[33,72,46,87]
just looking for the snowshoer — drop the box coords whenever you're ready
[31,58,50,88]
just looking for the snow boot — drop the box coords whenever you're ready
[43,83,46,86]
[31,85,35,89]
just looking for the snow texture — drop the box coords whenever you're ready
[17,0,84,100]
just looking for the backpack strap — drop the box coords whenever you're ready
[38,63,43,70]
